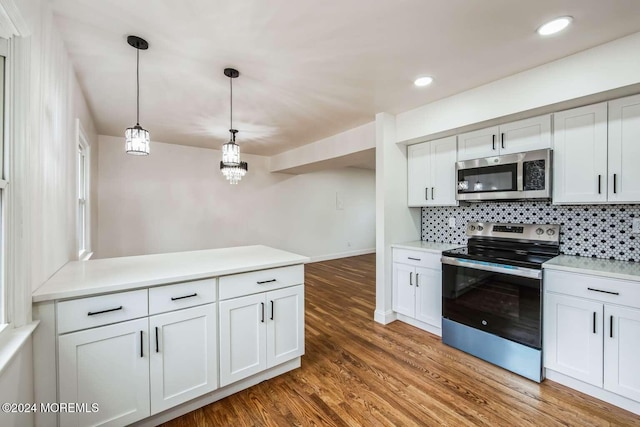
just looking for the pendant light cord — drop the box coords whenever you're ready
[230,75,234,141]
[136,48,140,125]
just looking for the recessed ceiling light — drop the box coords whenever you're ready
[537,16,573,36]
[414,76,433,87]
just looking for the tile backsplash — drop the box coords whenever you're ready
[421,202,640,262]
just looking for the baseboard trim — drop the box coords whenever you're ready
[374,309,396,325]
[395,314,442,337]
[545,369,640,415]
[309,248,375,263]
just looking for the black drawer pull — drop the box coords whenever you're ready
[407,257,421,261]
[171,293,198,301]
[88,306,123,316]
[587,287,619,295]
[257,279,277,284]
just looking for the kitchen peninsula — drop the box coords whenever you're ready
[32,245,309,427]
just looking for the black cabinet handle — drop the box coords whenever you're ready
[261,302,265,323]
[155,327,159,353]
[409,272,413,286]
[598,175,601,194]
[171,293,197,301]
[610,315,614,338]
[587,287,619,295]
[407,257,421,261]
[613,174,617,194]
[140,330,144,358]
[501,133,505,149]
[425,188,428,200]
[415,273,419,288]
[593,312,596,334]
[270,300,274,320]
[88,306,123,316]
[431,187,435,200]
[257,279,277,284]
[492,134,496,150]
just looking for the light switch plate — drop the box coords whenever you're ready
[448,217,456,228]
[633,218,640,234]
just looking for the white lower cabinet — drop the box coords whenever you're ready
[58,318,151,427]
[219,284,304,387]
[544,269,640,404]
[392,249,442,332]
[149,304,218,414]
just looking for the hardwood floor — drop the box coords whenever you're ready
[163,254,640,426]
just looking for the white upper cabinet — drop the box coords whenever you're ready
[407,135,457,207]
[457,115,551,161]
[554,96,640,205]
[608,94,640,203]
[553,103,608,204]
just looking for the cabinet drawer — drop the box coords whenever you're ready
[392,249,441,269]
[219,265,304,300]
[57,289,148,334]
[545,270,640,307]
[149,278,217,315]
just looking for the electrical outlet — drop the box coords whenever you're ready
[633,219,640,234]
[448,217,456,228]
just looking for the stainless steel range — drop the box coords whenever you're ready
[441,222,560,382]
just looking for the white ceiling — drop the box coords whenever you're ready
[52,0,640,156]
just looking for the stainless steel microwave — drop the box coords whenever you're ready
[456,149,552,201]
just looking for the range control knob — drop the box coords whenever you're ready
[546,228,556,236]
[535,228,544,235]
[477,226,484,231]
[469,225,476,231]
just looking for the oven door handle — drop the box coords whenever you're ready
[441,256,542,279]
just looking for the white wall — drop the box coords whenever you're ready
[0,0,99,421]
[97,135,375,261]
[396,31,640,143]
[0,340,34,427]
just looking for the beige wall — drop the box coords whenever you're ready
[97,136,375,260]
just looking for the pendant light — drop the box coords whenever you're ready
[220,68,248,184]
[125,35,150,155]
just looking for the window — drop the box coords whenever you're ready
[0,52,6,326]
[77,120,91,260]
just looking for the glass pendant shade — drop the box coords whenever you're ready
[220,161,248,184]
[221,140,240,166]
[125,124,150,155]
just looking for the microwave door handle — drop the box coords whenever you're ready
[517,160,524,191]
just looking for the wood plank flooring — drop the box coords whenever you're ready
[163,254,640,426]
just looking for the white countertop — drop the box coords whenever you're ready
[391,241,463,254]
[543,255,640,282]
[33,245,310,303]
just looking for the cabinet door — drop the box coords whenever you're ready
[407,142,431,207]
[608,94,640,203]
[219,293,267,387]
[149,304,218,414]
[392,263,415,317]
[457,126,499,161]
[553,103,608,204]
[58,318,150,427]
[430,136,458,206]
[543,293,603,387]
[604,305,640,401]
[266,285,305,368]
[498,114,551,155]
[415,267,441,327]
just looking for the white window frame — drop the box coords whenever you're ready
[76,119,91,261]
[0,40,7,332]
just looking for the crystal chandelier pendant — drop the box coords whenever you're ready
[220,161,248,184]
[221,129,240,166]
[125,124,150,155]
[219,68,247,183]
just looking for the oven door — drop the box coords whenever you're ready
[441,257,542,349]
